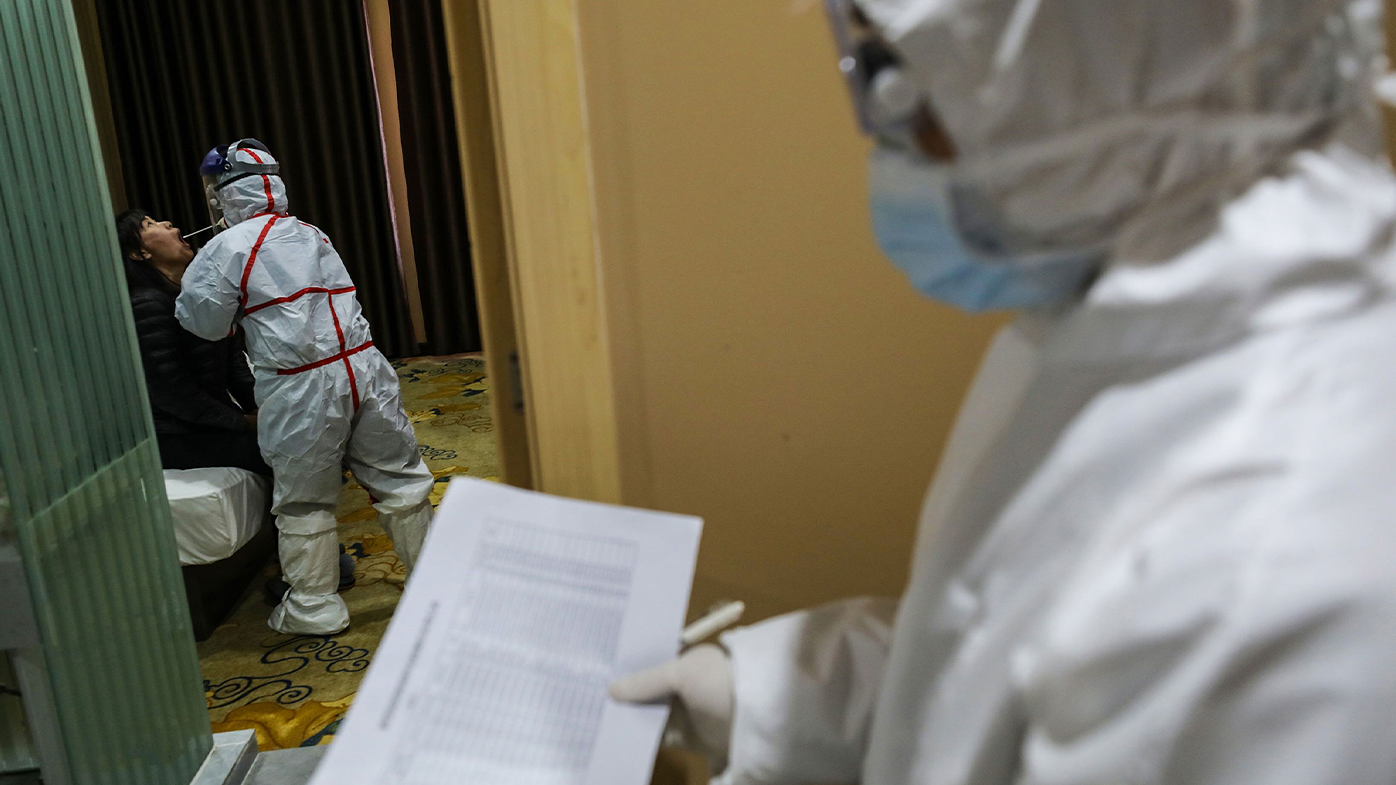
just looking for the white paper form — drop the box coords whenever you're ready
[308,477,702,785]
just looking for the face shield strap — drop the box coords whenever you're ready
[206,138,279,190]
[224,159,280,177]
[224,138,280,177]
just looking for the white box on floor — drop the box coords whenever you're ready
[164,467,270,566]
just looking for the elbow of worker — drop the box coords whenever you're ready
[173,295,226,341]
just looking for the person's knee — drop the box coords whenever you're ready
[372,483,433,514]
[351,463,434,513]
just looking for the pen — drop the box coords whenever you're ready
[680,600,745,647]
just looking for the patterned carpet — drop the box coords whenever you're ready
[196,354,497,750]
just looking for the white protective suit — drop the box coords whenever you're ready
[715,0,1396,783]
[176,149,434,635]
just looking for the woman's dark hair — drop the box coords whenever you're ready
[116,208,177,293]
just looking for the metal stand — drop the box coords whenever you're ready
[188,732,326,785]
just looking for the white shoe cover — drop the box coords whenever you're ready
[378,499,434,574]
[269,528,350,636]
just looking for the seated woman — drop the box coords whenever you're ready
[116,209,269,475]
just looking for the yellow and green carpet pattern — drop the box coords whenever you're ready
[196,354,497,750]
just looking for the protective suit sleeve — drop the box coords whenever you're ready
[176,242,243,341]
[716,597,897,785]
[130,290,249,433]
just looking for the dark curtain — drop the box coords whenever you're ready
[389,0,482,355]
[96,0,416,358]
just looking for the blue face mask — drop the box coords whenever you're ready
[868,147,1102,313]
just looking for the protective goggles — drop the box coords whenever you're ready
[822,0,955,159]
[823,0,907,134]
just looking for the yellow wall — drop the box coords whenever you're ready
[575,1,1006,621]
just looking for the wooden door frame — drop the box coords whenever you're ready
[442,0,622,502]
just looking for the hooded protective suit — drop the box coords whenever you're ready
[176,147,434,635]
[627,0,1396,783]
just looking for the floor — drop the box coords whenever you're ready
[194,354,498,751]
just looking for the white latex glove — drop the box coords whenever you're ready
[610,643,735,762]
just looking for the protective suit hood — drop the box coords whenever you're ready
[215,147,290,226]
[855,0,1384,260]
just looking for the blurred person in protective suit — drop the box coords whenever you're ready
[612,1,1396,783]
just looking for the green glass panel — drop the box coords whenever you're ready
[0,1,212,784]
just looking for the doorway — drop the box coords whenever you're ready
[75,0,499,749]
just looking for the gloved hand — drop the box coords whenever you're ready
[610,643,735,762]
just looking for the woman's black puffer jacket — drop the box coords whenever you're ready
[129,285,258,435]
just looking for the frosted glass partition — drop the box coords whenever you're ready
[0,1,213,784]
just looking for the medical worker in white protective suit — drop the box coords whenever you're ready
[176,140,435,636]
[612,0,1396,782]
